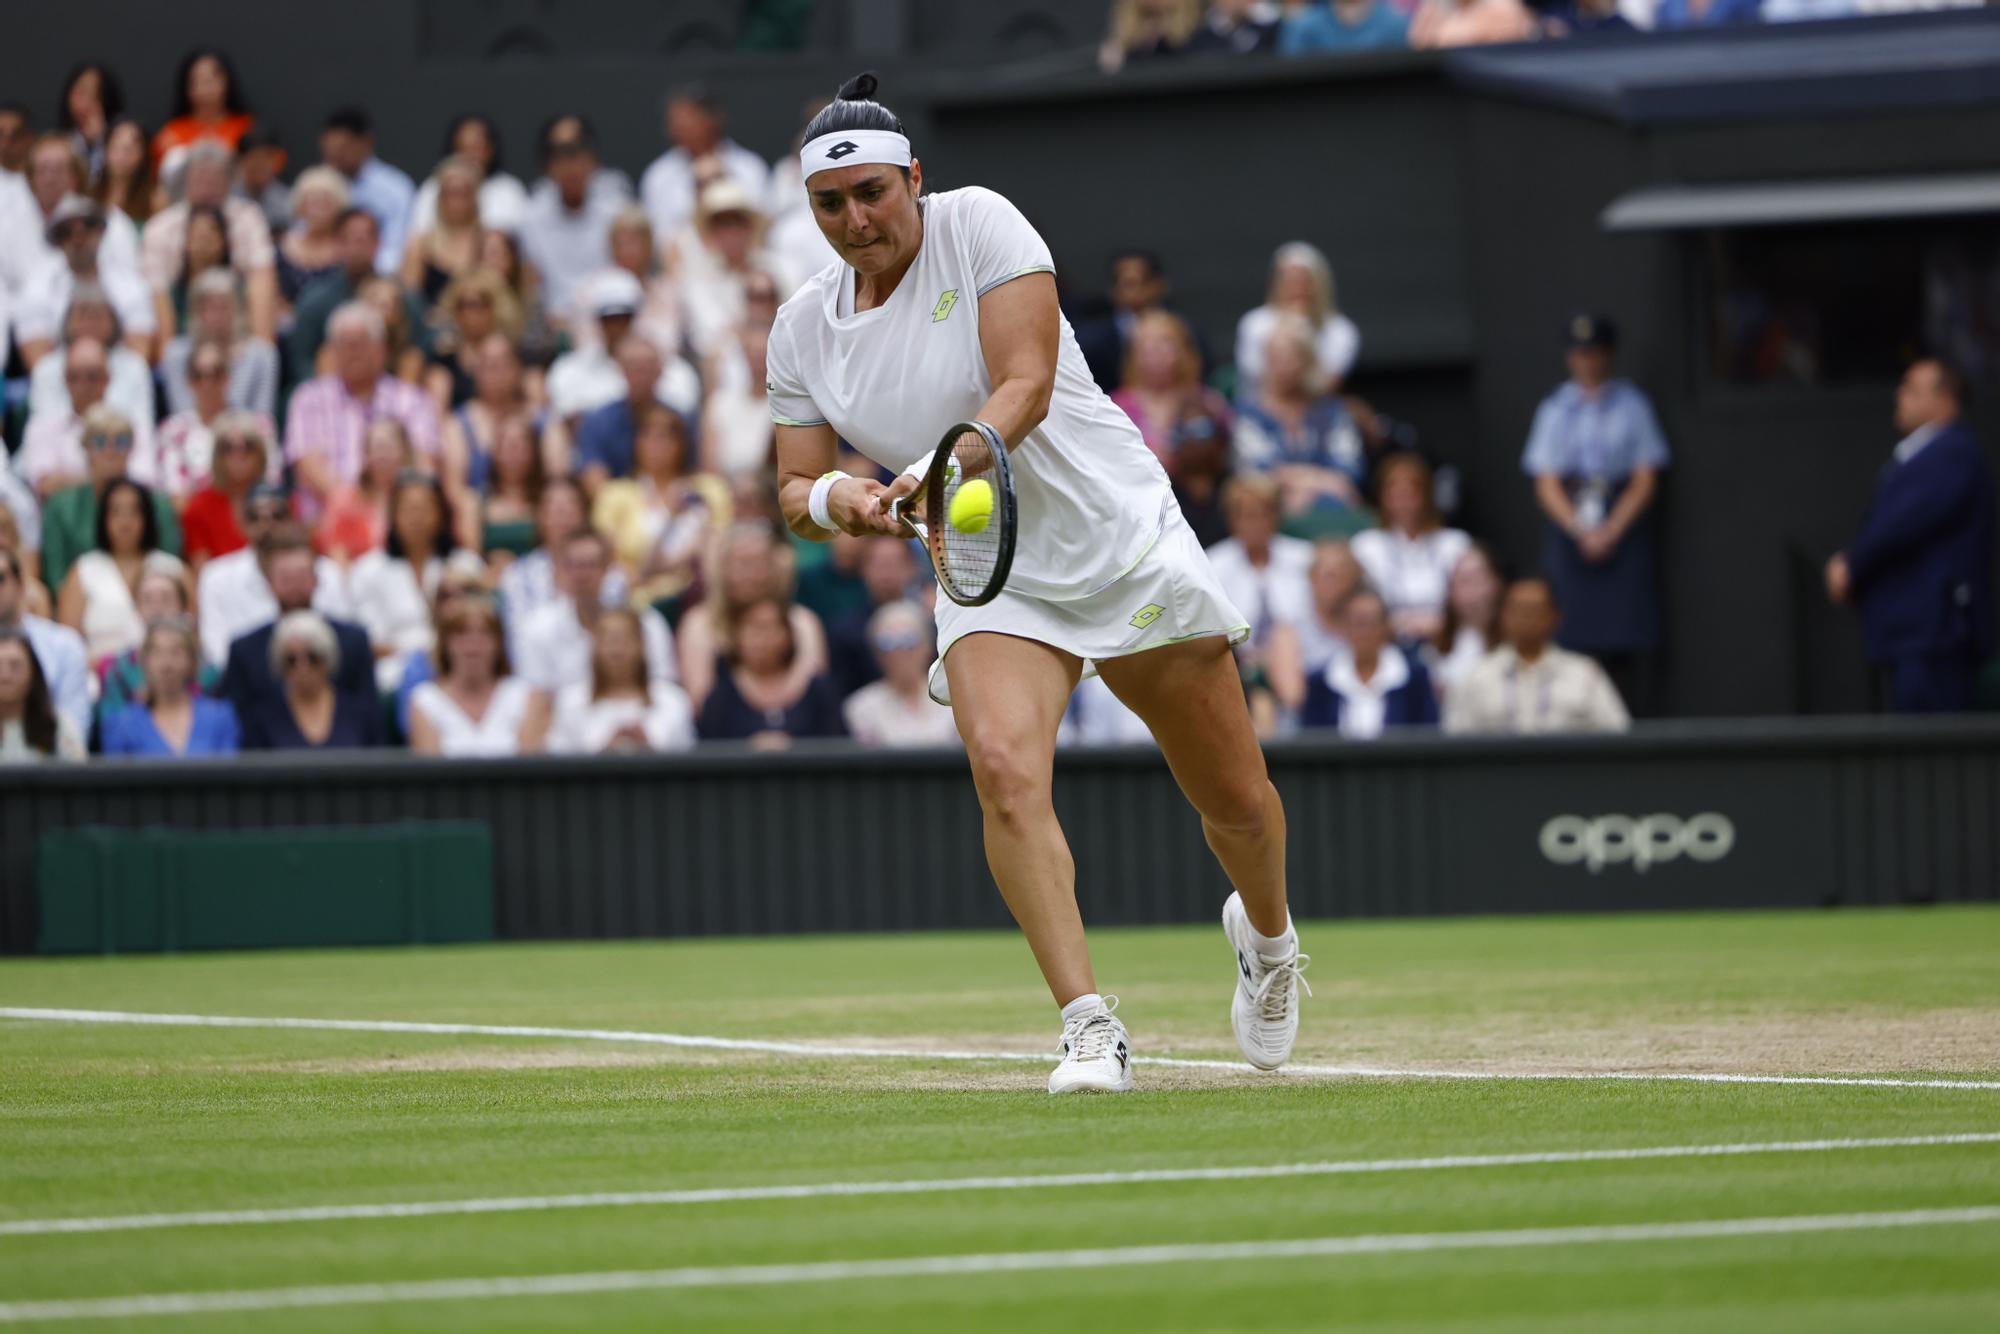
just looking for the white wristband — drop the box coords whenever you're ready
[900,450,936,485]
[807,471,849,532]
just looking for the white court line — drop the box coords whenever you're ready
[4,1133,1997,1238]
[5,1006,2000,1091]
[3,1206,1997,1323]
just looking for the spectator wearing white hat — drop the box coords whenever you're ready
[544,270,700,427]
[672,176,795,360]
[15,194,156,368]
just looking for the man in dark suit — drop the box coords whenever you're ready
[221,524,375,727]
[1070,249,1211,394]
[1826,359,1995,713]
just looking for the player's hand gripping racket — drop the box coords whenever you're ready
[889,420,1017,607]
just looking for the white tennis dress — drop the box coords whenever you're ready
[767,187,1247,704]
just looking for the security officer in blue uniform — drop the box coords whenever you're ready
[1825,359,1995,713]
[1521,316,1669,711]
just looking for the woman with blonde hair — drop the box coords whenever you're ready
[1234,240,1360,400]
[277,166,350,304]
[98,614,239,756]
[1099,0,1203,72]
[176,411,277,567]
[1350,453,1471,643]
[401,155,486,308]
[1232,312,1367,515]
[426,269,525,411]
[1111,309,1231,466]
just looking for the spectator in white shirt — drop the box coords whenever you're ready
[640,87,772,250]
[538,607,696,755]
[16,338,151,501]
[1265,538,1366,717]
[1351,453,1472,645]
[196,487,352,666]
[842,601,960,748]
[1,134,142,325]
[26,283,156,432]
[1203,473,1313,667]
[674,178,794,360]
[1301,590,1439,739]
[544,270,700,426]
[348,475,473,694]
[1234,240,1360,401]
[407,592,534,757]
[1426,540,1503,705]
[15,194,156,367]
[1444,578,1630,735]
[497,477,627,663]
[519,115,630,327]
[139,142,278,342]
[572,205,684,359]
[516,529,676,695]
[408,114,528,238]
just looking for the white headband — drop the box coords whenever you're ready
[800,128,911,181]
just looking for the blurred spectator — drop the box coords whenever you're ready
[15,194,155,367]
[26,285,156,432]
[288,208,425,382]
[477,228,555,366]
[198,501,351,665]
[233,127,289,233]
[38,404,179,593]
[593,402,726,606]
[1523,314,1667,705]
[90,118,156,226]
[427,269,524,412]
[1113,309,1231,466]
[1232,312,1366,514]
[284,301,441,519]
[0,135,141,312]
[842,600,958,748]
[764,105,840,284]
[219,525,372,726]
[496,476,627,662]
[400,155,484,309]
[827,537,920,697]
[177,417,281,570]
[1408,0,1537,47]
[1235,242,1360,399]
[407,594,532,757]
[0,546,92,741]
[575,338,677,493]
[99,615,239,757]
[520,114,630,326]
[1351,454,1471,644]
[1445,578,1628,734]
[1280,0,1411,52]
[1074,249,1207,396]
[1204,474,1311,667]
[355,273,429,384]
[349,474,470,694]
[1169,405,1234,547]
[676,521,829,710]
[0,628,86,761]
[1654,0,1761,27]
[1265,538,1365,715]
[54,483,188,669]
[1188,0,1283,54]
[578,205,684,359]
[676,179,792,360]
[317,419,412,563]
[701,272,781,480]
[154,202,227,335]
[275,167,349,305]
[1100,0,1202,73]
[548,273,700,426]
[516,529,675,694]
[56,63,122,182]
[95,561,220,719]
[442,333,536,517]
[1426,540,1503,704]
[150,50,253,174]
[696,594,844,747]
[159,271,277,420]
[795,529,872,626]
[640,87,771,246]
[409,114,527,237]
[0,104,29,187]
[1825,359,1995,714]
[18,339,121,499]
[318,106,413,275]
[1537,0,1637,36]
[541,608,697,755]
[386,559,487,732]
[239,609,383,750]
[1060,673,1156,747]
[139,142,277,342]
[1301,589,1438,737]
[0,489,44,600]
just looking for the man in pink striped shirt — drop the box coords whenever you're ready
[283,301,439,520]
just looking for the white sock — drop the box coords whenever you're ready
[1060,992,1104,1024]
[1247,916,1296,959]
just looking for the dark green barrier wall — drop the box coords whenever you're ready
[3,719,1995,955]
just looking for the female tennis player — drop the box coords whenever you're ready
[771,74,1308,1093]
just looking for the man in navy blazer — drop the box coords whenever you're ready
[1827,360,1995,712]
[220,528,375,728]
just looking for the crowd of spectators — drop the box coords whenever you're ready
[1097,0,1978,68]
[0,48,1647,767]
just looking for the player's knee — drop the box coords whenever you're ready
[1203,775,1274,839]
[965,732,1052,827]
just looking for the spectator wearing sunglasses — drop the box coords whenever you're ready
[841,600,959,748]
[239,610,383,750]
[142,346,278,507]
[198,502,352,668]
[178,416,281,570]
[159,269,278,420]
[16,336,152,501]
[36,404,180,595]
[26,284,157,434]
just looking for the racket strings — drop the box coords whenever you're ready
[935,429,1001,601]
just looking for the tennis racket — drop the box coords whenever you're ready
[889,420,1017,607]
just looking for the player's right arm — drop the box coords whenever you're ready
[776,422,904,540]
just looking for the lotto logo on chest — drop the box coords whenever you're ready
[931,289,959,323]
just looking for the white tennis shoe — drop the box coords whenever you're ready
[1222,892,1311,1070]
[1048,996,1133,1094]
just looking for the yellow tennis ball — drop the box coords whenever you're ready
[948,479,994,535]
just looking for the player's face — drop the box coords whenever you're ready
[807,162,923,275]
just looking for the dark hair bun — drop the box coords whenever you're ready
[837,71,881,103]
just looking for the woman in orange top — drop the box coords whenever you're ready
[151,50,253,174]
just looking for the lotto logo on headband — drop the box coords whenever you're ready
[801,128,913,179]
[826,141,859,160]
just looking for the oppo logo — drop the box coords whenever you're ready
[1539,813,1736,874]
